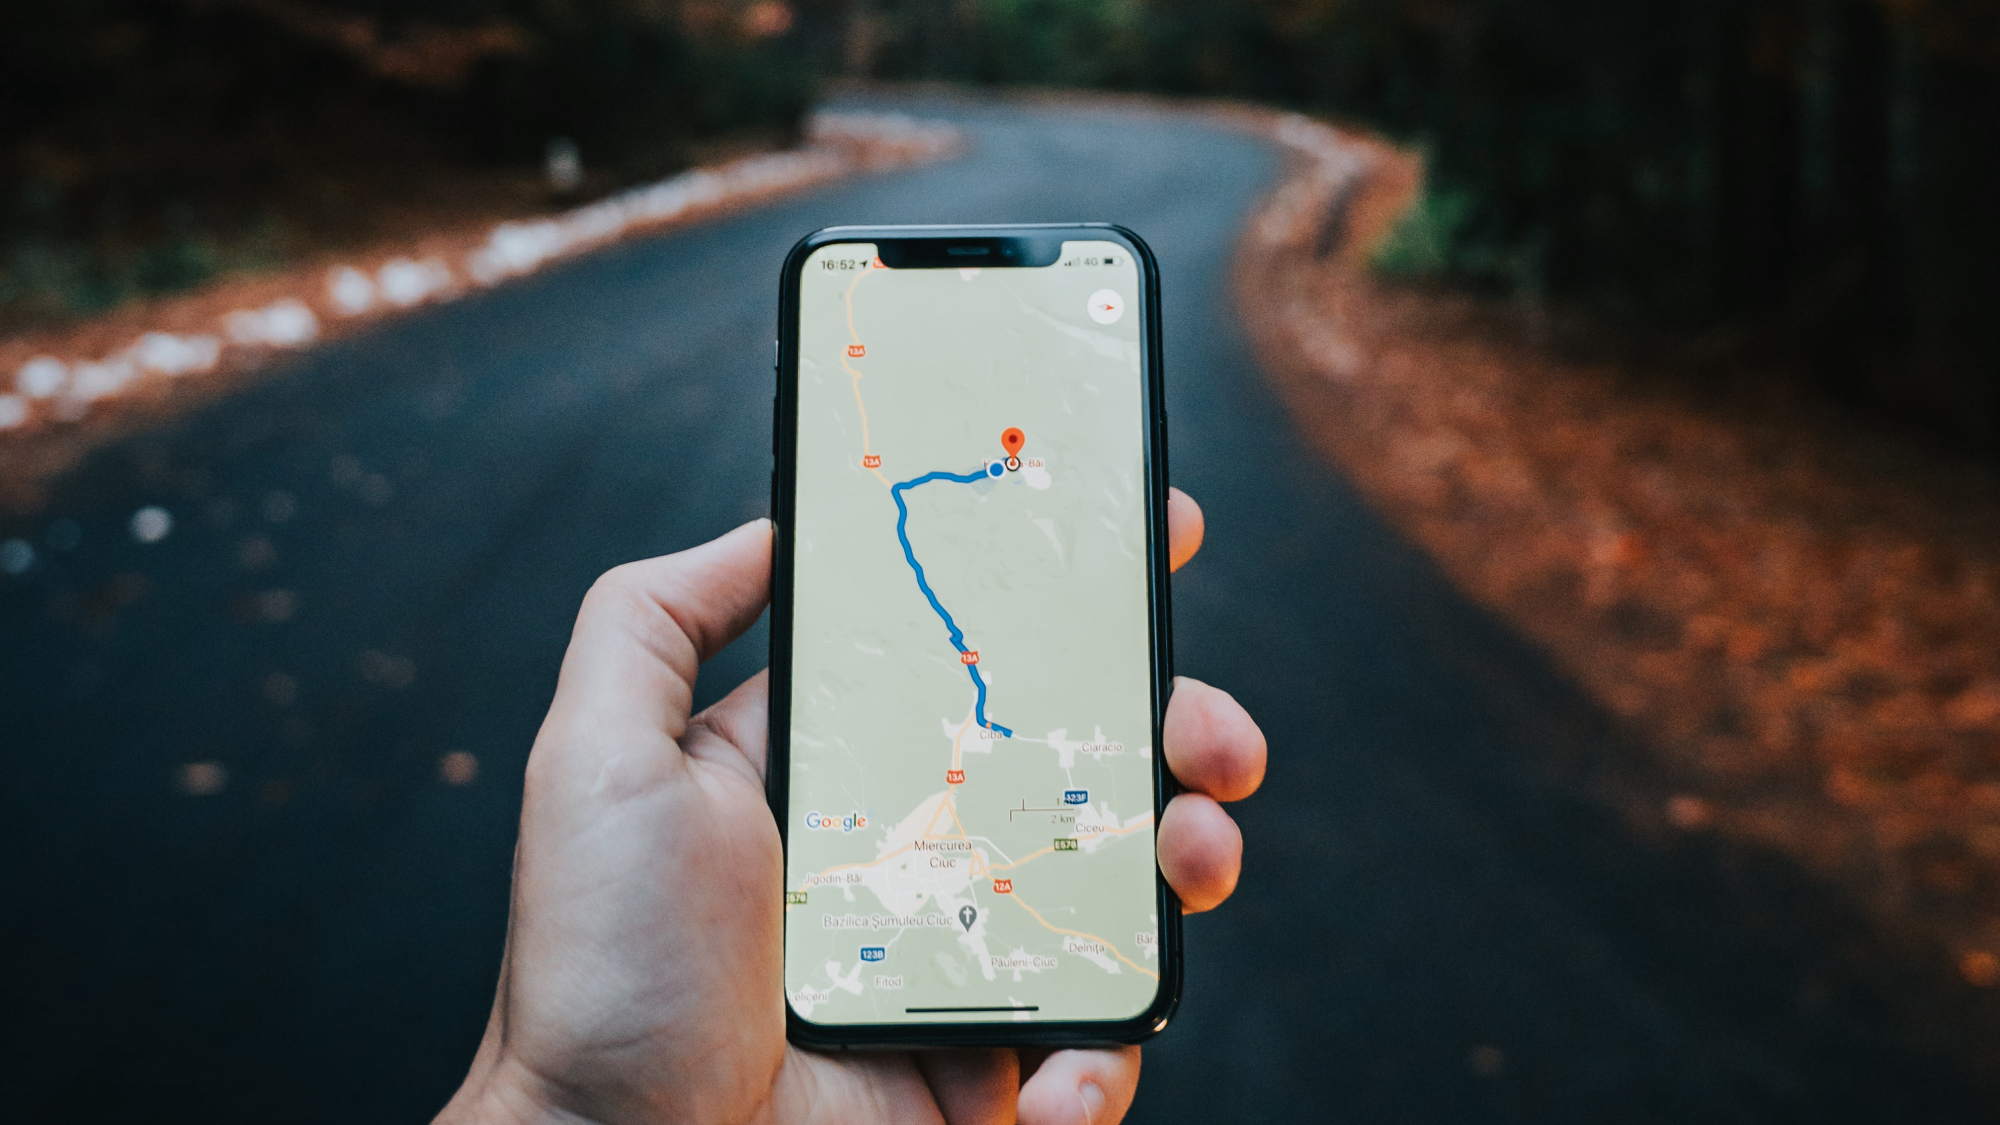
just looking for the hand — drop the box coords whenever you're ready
[438,487,1266,1125]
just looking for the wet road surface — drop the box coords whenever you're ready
[2,95,1993,1122]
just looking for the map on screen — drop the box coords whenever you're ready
[783,239,1162,1026]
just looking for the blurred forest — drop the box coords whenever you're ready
[5,1,1997,442]
[0,1,817,330]
[845,0,2000,445]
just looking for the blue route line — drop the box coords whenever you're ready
[890,465,1015,737]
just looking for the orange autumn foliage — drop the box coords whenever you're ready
[1242,126,2000,984]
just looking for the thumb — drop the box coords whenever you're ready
[543,519,773,745]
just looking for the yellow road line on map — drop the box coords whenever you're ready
[1003,891,1159,980]
[794,794,964,892]
[950,714,974,771]
[921,798,991,881]
[794,799,1154,883]
[795,842,916,891]
[793,812,1162,974]
[920,795,954,840]
[841,264,890,487]
[985,817,1154,876]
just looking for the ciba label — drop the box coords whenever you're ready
[804,810,869,833]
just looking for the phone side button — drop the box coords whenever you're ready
[771,395,778,456]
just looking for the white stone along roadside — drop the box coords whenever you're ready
[0,111,961,438]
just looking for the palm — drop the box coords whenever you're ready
[504,665,1023,1125]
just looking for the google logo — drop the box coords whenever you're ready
[804,810,869,833]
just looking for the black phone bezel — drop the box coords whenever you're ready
[768,224,1181,1050]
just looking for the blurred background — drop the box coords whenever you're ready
[8,0,1997,426]
[4,2,1999,1122]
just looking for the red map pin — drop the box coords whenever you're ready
[1000,427,1025,471]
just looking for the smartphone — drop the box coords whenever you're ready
[768,225,1179,1048]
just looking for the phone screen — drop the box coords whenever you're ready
[781,238,1164,1028]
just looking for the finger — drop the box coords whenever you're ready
[682,669,771,784]
[1016,1047,1141,1125]
[915,1049,1020,1125]
[1157,793,1242,913]
[1161,677,1266,802]
[545,518,772,743]
[1167,487,1204,573]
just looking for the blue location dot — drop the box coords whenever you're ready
[987,461,1004,478]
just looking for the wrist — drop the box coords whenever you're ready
[436,1056,599,1125]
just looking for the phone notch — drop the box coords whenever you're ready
[876,236,1064,269]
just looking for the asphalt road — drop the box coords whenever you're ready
[2,96,1992,1123]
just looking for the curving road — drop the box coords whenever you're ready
[1,95,1992,1123]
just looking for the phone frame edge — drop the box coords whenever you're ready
[769,223,1181,1050]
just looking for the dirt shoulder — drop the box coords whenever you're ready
[1238,116,2000,993]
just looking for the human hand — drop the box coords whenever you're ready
[437,487,1266,1125]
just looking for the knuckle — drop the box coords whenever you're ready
[580,570,636,620]
[587,560,651,604]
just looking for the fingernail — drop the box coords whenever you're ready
[1078,1081,1106,1125]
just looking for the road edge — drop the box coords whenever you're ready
[0,111,964,514]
